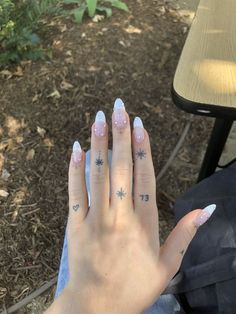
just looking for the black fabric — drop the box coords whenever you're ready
[164,164,236,313]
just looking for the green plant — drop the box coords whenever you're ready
[63,0,128,23]
[0,0,62,66]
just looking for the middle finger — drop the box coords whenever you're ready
[111,98,133,213]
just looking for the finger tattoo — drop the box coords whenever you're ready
[73,204,80,211]
[139,194,149,202]
[95,151,104,172]
[136,148,146,160]
[116,188,126,200]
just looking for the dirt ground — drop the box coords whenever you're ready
[0,0,213,312]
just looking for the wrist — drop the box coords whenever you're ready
[45,288,80,314]
[45,286,141,314]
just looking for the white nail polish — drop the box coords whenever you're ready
[72,141,82,165]
[73,141,82,153]
[95,111,106,137]
[203,204,217,215]
[133,117,145,143]
[114,98,125,111]
[95,110,106,123]
[133,117,144,128]
[194,204,216,228]
[113,98,127,129]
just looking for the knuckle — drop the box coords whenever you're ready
[113,165,132,177]
[91,173,106,184]
[136,172,154,184]
[182,225,194,246]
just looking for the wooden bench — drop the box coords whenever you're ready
[172,0,236,181]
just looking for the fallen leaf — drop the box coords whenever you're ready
[43,138,54,152]
[16,136,24,143]
[26,149,35,161]
[125,25,142,34]
[32,94,39,102]
[1,169,11,181]
[60,24,67,32]
[60,81,74,90]
[37,126,46,138]
[143,101,152,108]
[0,70,13,79]
[119,40,126,47]
[47,89,61,99]
[88,65,100,72]
[92,15,104,23]
[65,50,72,56]
[20,60,32,66]
[152,106,162,114]
[14,66,23,77]
[6,139,14,150]
[65,57,74,64]
[0,190,9,198]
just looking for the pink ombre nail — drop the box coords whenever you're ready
[133,117,145,143]
[72,141,82,166]
[113,98,127,129]
[94,111,106,137]
[193,204,216,228]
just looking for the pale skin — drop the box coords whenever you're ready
[45,107,203,314]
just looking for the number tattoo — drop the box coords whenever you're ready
[139,194,149,202]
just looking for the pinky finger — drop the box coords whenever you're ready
[68,141,88,225]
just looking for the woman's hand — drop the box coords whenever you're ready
[46,99,215,314]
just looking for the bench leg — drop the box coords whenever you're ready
[197,118,233,182]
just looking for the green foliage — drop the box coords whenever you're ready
[64,0,128,23]
[0,0,62,66]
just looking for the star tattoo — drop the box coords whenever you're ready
[116,188,126,200]
[95,151,104,169]
[136,148,146,160]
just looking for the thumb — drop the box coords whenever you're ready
[159,204,216,281]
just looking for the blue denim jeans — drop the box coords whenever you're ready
[55,151,185,314]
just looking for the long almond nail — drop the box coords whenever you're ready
[133,117,145,143]
[113,98,127,129]
[72,141,82,166]
[193,204,216,228]
[94,111,106,137]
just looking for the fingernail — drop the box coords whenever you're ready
[113,98,128,129]
[72,141,82,166]
[94,111,106,137]
[133,117,145,143]
[193,204,216,228]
